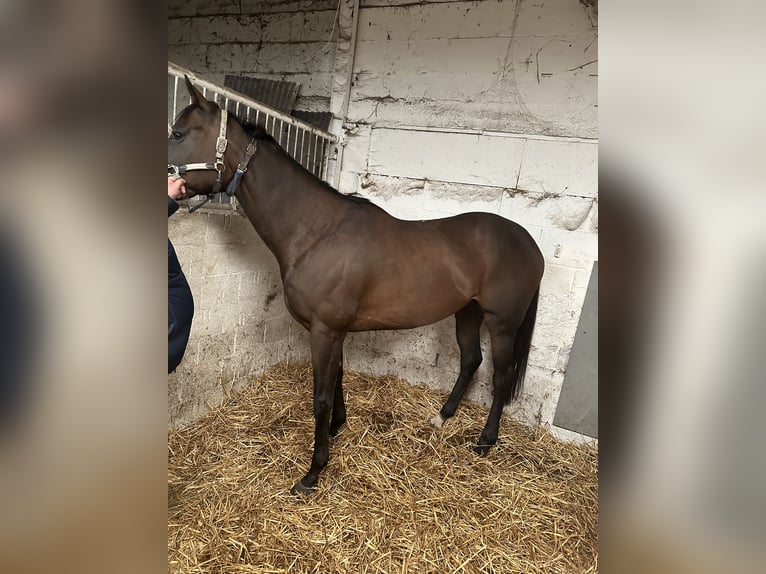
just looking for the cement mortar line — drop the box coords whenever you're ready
[370,124,598,144]
[356,172,597,198]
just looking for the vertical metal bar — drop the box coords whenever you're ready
[283,123,288,153]
[172,76,179,121]
[321,139,328,181]
[293,126,299,161]
[312,135,318,176]
[299,130,305,169]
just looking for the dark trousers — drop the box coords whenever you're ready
[168,239,194,373]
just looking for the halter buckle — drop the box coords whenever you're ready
[216,136,228,155]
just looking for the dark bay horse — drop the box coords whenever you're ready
[168,78,545,495]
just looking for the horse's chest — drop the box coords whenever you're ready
[282,270,357,331]
[281,281,311,325]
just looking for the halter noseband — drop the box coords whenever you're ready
[168,107,257,213]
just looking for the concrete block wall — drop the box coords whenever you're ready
[168,0,339,111]
[349,0,597,137]
[168,210,310,427]
[168,0,598,439]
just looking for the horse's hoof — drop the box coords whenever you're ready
[473,444,491,457]
[290,480,316,496]
[329,420,345,437]
[429,413,445,429]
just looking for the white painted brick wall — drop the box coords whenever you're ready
[168,0,339,111]
[168,211,310,427]
[350,0,597,137]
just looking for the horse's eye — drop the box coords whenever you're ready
[170,130,184,141]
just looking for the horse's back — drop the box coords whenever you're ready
[421,211,543,271]
[351,207,542,273]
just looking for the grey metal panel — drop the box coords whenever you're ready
[554,261,598,438]
[291,110,333,131]
[224,75,299,114]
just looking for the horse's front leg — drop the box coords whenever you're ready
[291,322,345,495]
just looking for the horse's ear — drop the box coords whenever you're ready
[185,75,214,112]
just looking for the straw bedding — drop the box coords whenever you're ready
[168,362,598,573]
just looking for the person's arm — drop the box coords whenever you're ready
[168,176,186,218]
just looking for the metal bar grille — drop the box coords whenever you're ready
[168,61,336,209]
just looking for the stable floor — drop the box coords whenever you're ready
[168,363,598,573]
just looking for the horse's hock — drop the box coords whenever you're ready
[167,0,596,450]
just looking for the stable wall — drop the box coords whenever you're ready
[168,0,597,440]
[168,0,339,111]
[168,209,310,426]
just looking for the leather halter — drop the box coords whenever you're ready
[168,107,257,213]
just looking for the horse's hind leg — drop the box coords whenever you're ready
[475,314,517,456]
[430,300,484,429]
[330,352,346,436]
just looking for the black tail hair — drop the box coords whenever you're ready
[507,287,539,403]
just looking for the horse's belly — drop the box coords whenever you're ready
[351,273,472,331]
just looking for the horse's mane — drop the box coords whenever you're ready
[234,114,376,207]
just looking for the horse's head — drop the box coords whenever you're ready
[167,77,228,199]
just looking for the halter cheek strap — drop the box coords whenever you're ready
[211,107,228,194]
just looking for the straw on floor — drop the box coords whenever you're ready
[168,362,598,574]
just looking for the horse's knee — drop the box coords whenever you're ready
[313,396,333,418]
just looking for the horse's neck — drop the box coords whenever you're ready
[236,143,348,270]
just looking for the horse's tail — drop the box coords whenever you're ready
[507,286,539,403]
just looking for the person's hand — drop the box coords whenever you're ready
[168,176,187,201]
